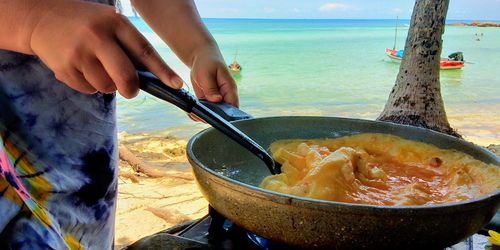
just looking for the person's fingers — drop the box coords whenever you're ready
[190,73,206,100]
[115,18,183,89]
[55,68,97,94]
[192,70,223,103]
[95,42,139,99]
[217,66,239,107]
[81,57,116,94]
[185,79,206,123]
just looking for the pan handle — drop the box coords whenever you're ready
[137,71,196,112]
[198,100,252,122]
[137,70,277,174]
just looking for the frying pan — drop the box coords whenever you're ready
[187,117,499,249]
[139,72,500,249]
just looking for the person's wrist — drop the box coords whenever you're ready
[24,0,60,54]
[188,41,221,68]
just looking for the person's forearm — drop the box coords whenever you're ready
[131,0,218,67]
[0,0,51,54]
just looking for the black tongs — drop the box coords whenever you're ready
[137,70,279,175]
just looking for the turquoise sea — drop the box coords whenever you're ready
[118,18,500,135]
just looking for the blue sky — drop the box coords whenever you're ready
[121,0,500,20]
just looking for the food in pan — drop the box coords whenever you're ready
[260,133,500,206]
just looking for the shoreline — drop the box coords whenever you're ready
[448,21,500,27]
[118,102,500,147]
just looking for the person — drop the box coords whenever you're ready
[0,0,237,249]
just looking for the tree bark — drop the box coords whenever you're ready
[377,0,460,137]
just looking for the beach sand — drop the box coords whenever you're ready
[114,131,207,249]
[114,108,499,248]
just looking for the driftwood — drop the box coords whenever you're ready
[118,144,194,181]
[145,207,192,225]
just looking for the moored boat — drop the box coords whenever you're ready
[228,61,242,73]
[385,48,465,70]
[228,50,242,73]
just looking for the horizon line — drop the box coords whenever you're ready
[200,17,498,21]
[126,16,499,22]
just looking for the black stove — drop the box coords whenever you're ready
[126,207,498,250]
[176,207,303,250]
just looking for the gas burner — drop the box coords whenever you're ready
[206,206,298,250]
[125,206,497,250]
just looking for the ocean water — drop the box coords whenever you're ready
[118,18,500,133]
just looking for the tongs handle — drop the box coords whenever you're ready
[137,71,196,113]
[137,70,278,175]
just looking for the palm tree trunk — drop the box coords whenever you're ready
[377,0,460,137]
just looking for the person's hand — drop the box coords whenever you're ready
[190,45,238,107]
[27,0,183,98]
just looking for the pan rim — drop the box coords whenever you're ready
[187,116,500,211]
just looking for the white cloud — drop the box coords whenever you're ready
[318,3,351,12]
[391,8,402,14]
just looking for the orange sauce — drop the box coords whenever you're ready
[260,133,500,206]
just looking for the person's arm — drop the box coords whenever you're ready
[131,0,238,106]
[0,0,182,98]
[0,0,43,54]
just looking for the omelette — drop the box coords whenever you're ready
[260,133,500,206]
